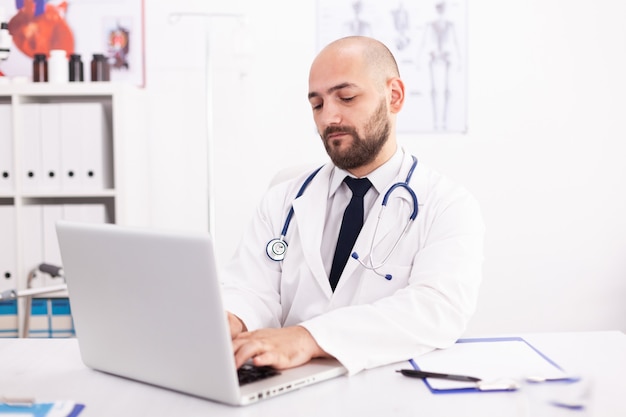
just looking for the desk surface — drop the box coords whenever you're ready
[1,331,624,417]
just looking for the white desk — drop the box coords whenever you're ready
[1,331,624,417]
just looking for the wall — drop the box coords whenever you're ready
[143,1,626,335]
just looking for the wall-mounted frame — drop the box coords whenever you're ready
[0,0,145,87]
[317,0,467,134]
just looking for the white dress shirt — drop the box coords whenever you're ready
[321,148,404,277]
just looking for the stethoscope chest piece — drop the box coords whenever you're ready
[266,238,287,261]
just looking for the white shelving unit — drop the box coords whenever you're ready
[0,82,147,337]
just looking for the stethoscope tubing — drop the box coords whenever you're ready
[266,166,323,261]
[267,156,419,276]
[279,166,323,237]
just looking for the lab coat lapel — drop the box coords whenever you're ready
[291,166,333,295]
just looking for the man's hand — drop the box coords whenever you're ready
[227,311,247,339]
[232,326,331,370]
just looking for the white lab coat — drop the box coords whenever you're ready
[221,151,485,375]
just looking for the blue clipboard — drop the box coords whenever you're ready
[0,401,85,416]
[409,337,568,394]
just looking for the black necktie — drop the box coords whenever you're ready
[329,176,372,291]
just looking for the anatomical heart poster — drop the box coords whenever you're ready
[0,0,144,86]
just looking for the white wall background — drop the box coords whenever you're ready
[141,0,626,336]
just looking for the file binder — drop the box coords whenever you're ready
[409,337,569,393]
[50,298,75,338]
[42,205,64,287]
[0,104,13,193]
[0,205,16,294]
[60,103,112,191]
[63,203,108,224]
[40,103,63,191]
[80,102,112,190]
[21,103,43,192]
[59,103,83,191]
[28,298,51,338]
[21,203,108,289]
[0,299,18,338]
[21,205,46,289]
[18,298,75,339]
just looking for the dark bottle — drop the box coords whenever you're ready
[69,53,84,82]
[90,54,110,82]
[33,53,48,82]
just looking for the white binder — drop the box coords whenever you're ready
[21,103,43,193]
[0,104,13,193]
[63,203,108,224]
[21,205,45,289]
[42,205,64,287]
[59,104,83,191]
[40,103,63,191]
[81,103,112,190]
[0,205,17,293]
[60,103,112,191]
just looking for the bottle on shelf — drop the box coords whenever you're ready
[32,53,48,82]
[48,49,68,83]
[90,54,110,82]
[69,54,84,82]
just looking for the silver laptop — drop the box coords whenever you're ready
[56,221,346,406]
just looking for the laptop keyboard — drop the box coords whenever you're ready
[238,364,281,386]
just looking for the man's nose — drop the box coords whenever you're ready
[318,101,342,126]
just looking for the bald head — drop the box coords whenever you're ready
[312,36,400,87]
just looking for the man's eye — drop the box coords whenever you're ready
[311,103,323,110]
[341,96,355,103]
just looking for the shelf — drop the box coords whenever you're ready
[0,81,135,97]
[19,190,117,198]
[0,84,145,338]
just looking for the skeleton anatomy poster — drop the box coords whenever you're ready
[317,0,467,133]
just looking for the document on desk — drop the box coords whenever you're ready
[0,400,84,416]
[410,337,568,393]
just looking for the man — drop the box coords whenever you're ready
[222,36,484,375]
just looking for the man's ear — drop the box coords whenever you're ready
[389,77,405,113]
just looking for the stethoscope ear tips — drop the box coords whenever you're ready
[352,252,393,280]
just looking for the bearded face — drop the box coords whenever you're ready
[321,98,390,171]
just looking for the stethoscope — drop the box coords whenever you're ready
[266,156,419,281]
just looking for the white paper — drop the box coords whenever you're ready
[413,338,568,391]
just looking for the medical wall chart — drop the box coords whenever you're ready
[0,0,144,86]
[317,0,467,134]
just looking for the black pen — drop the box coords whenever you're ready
[396,369,481,382]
